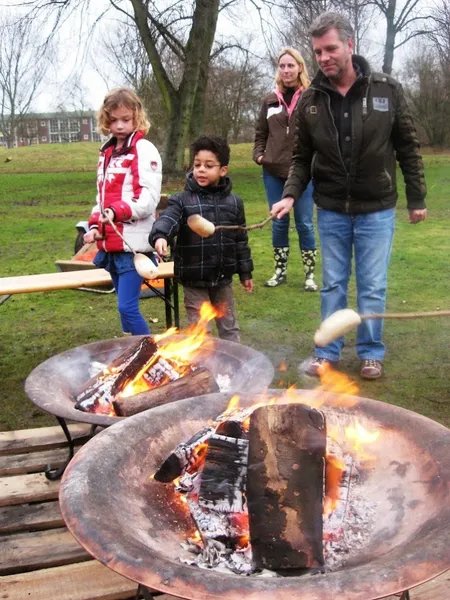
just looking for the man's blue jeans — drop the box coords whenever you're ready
[262,169,316,250]
[316,208,395,361]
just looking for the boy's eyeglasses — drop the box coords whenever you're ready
[193,163,221,169]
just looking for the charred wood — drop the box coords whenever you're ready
[154,426,215,483]
[113,367,219,417]
[247,403,326,570]
[198,422,248,514]
[74,337,158,412]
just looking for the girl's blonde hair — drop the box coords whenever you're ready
[97,88,150,136]
[275,48,311,91]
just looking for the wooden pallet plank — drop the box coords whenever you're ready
[410,572,450,599]
[0,500,63,534]
[0,560,184,600]
[0,472,59,507]
[0,424,91,456]
[0,527,91,575]
[0,446,80,476]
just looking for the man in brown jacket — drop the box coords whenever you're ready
[271,12,427,380]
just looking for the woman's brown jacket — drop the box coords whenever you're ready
[253,89,302,179]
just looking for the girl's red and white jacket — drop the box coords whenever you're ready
[88,130,162,253]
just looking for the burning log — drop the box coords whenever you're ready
[113,367,219,417]
[154,426,215,483]
[75,336,159,413]
[198,420,248,514]
[246,403,326,570]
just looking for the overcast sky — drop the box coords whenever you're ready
[3,0,425,114]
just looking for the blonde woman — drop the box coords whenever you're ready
[83,88,162,335]
[253,48,317,290]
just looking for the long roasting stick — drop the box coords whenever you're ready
[187,214,273,237]
[360,310,450,320]
[315,308,450,347]
[215,214,274,232]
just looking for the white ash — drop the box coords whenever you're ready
[215,373,231,392]
[323,454,378,570]
[89,361,107,378]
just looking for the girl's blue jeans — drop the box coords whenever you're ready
[262,169,316,250]
[94,251,155,336]
[315,207,396,362]
[110,269,150,336]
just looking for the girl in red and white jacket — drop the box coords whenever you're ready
[83,88,162,335]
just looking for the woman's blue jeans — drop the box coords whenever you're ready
[262,169,316,250]
[316,207,396,361]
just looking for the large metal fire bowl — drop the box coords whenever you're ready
[25,336,275,426]
[60,390,450,600]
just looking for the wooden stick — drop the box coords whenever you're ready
[361,310,450,320]
[215,214,274,232]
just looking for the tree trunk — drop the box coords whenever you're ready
[383,0,397,74]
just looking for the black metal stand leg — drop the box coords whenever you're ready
[45,416,75,480]
[173,279,180,328]
[164,278,173,328]
[396,591,411,600]
[135,584,156,599]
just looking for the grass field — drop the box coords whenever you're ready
[0,143,449,431]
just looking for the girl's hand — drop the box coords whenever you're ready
[154,238,169,257]
[83,230,101,243]
[99,208,115,224]
[241,279,254,293]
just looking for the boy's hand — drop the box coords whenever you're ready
[241,279,254,293]
[154,238,169,257]
[83,229,101,243]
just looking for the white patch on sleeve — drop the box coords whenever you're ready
[267,105,283,119]
[373,97,389,112]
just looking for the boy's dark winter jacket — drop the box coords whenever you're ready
[149,173,253,287]
[283,55,426,213]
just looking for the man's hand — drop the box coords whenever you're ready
[256,156,263,165]
[241,279,254,293]
[270,196,295,219]
[154,238,169,257]
[83,229,102,243]
[409,209,427,224]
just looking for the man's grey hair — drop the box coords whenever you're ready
[309,12,354,42]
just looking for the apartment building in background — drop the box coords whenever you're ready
[0,110,104,147]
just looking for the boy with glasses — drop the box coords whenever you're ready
[150,135,253,342]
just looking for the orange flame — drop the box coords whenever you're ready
[345,420,380,461]
[119,302,218,398]
[324,455,346,515]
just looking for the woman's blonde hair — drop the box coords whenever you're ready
[275,48,311,91]
[97,88,150,136]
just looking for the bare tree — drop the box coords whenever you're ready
[0,15,51,148]
[367,0,432,74]
[204,48,269,142]
[402,47,450,148]
[22,0,221,175]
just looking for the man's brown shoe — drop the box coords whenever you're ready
[360,359,383,380]
[306,357,337,377]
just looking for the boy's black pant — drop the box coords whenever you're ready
[182,283,240,342]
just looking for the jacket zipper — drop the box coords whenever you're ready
[214,194,222,285]
[315,87,351,213]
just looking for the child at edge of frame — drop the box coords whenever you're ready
[149,135,254,343]
[83,87,162,336]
